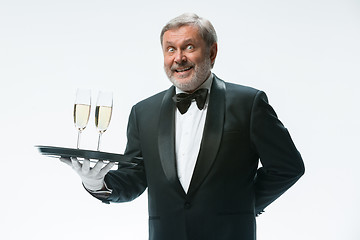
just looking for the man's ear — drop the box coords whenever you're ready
[210,42,218,65]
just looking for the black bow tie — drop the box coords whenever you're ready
[172,88,208,114]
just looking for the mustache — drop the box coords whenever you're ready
[170,62,194,71]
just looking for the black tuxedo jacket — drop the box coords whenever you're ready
[98,75,304,240]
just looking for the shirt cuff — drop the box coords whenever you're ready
[85,181,112,194]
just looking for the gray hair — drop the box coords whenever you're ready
[160,13,218,49]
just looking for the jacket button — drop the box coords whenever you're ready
[184,202,191,209]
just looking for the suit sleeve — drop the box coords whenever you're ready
[88,106,148,203]
[250,91,305,215]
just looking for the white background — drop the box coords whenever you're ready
[1,0,359,239]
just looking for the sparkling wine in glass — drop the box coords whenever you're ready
[95,91,113,151]
[74,89,91,149]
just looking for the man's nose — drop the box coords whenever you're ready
[174,50,186,64]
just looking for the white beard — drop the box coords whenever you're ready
[165,56,212,92]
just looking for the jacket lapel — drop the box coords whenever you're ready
[187,76,226,197]
[157,76,226,198]
[158,86,186,197]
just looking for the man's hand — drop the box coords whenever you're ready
[60,157,115,191]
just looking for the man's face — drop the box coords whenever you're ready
[162,25,217,92]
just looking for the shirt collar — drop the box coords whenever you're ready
[175,73,213,94]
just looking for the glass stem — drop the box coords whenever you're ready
[97,132,103,151]
[77,130,82,149]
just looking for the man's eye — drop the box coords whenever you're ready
[187,45,194,50]
[168,47,175,53]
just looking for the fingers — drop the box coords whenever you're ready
[81,158,90,174]
[93,161,115,177]
[92,160,105,174]
[99,162,116,177]
[71,157,82,171]
[67,157,114,177]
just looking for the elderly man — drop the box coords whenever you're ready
[63,13,304,240]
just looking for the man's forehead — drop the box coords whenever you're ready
[163,38,196,46]
[163,26,202,44]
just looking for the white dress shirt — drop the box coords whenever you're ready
[175,73,213,193]
[90,74,213,195]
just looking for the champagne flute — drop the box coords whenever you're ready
[73,89,91,149]
[95,91,113,151]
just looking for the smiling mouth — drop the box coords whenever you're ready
[175,66,193,73]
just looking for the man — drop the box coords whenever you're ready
[62,13,304,240]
